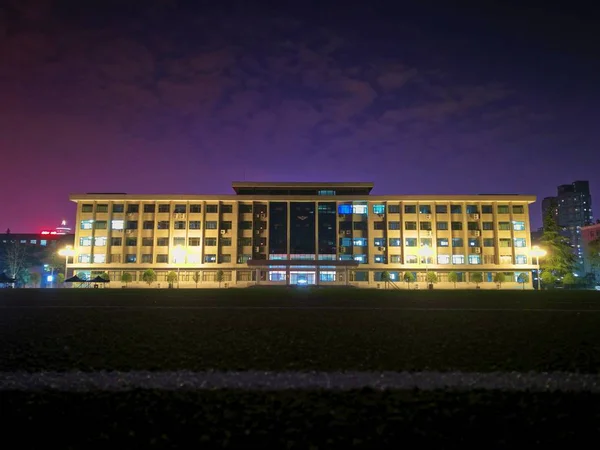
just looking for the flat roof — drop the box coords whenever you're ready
[231,181,374,195]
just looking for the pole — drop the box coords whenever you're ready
[536,256,540,290]
[64,256,68,280]
[177,266,180,289]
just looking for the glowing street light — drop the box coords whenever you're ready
[173,245,188,288]
[419,244,434,275]
[529,246,547,290]
[58,245,75,279]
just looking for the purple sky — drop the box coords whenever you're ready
[1,0,598,232]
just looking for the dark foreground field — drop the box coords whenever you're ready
[2,288,600,447]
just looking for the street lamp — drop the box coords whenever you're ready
[529,246,547,290]
[173,245,187,288]
[58,245,75,279]
[419,244,434,286]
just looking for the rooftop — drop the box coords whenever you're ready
[231,182,374,196]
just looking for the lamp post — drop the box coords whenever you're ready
[173,245,187,288]
[419,244,433,285]
[529,246,547,290]
[58,245,75,280]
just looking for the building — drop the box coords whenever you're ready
[68,182,536,289]
[581,221,600,280]
[542,181,593,273]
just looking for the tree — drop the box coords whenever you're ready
[540,211,576,276]
[562,273,576,289]
[587,238,600,272]
[166,271,178,287]
[517,273,529,290]
[57,273,65,285]
[43,251,65,288]
[494,272,506,287]
[380,271,391,289]
[448,271,459,288]
[215,270,225,288]
[142,269,157,286]
[1,241,28,279]
[30,272,41,288]
[18,270,32,287]
[403,271,415,289]
[540,271,555,289]
[192,271,201,288]
[77,271,88,280]
[426,271,438,284]
[121,272,133,286]
[100,272,110,281]
[470,272,483,288]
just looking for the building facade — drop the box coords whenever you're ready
[581,221,600,280]
[542,180,593,273]
[69,182,536,289]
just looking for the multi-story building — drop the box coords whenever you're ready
[69,182,536,289]
[581,221,600,280]
[542,181,593,273]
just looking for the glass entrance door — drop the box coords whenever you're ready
[290,271,316,285]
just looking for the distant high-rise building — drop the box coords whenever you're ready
[542,181,593,272]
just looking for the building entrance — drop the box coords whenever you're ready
[290,271,316,285]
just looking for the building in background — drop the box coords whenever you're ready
[581,221,600,281]
[542,181,593,273]
[69,182,536,289]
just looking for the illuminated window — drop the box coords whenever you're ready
[80,220,93,230]
[405,255,418,264]
[173,237,185,246]
[419,205,431,214]
[468,238,479,247]
[513,221,526,231]
[80,237,92,246]
[373,204,385,214]
[468,255,481,264]
[353,238,367,246]
[390,255,402,263]
[94,237,107,246]
[338,204,352,215]
[421,238,432,247]
[405,238,417,247]
[93,254,106,263]
[353,254,367,263]
[514,238,526,247]
[516,255,527,264]
[188,254,201,263]
[204,254,216,263]
[78,254,91,263]
[126,254,137,263]
[452,255,465,264]
[500,255,512,264]
[374,255,386,263]
[437,238,449,247]
[318,190,336,196]
[437,255,450,264]
[389,238,401,247]
[374,238,385,247]
[40,240,47,246]
[352,204,368,215]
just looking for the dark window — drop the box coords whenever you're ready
[174,204,186,214]
[157,221,169,230]
[290,202,316,254]
[141,254,153,263]
[96,204,108,213]
[205,221,217,229]
[221,205,233,213]
[483,222,494,230]
[126,237,137,246]
[466,205,478,214]
[142,238,153,246]
[318,202,336,255]
[219,254,231,263]
[388,205,400,213]
[498,205,510,214]
[239,237,252,246]
[220,221,232,230]
[95,221,107,229]
[404,205,416,214]
[420,222,432,230]
[126,254,137,263]
[451,221,463,230]
[82,204,93,212]
[190,204,201,213]
[484,238,495,247]
[126,221,138,230]
[158,204,170,213]
[240,221,252,230]
[206,205,218,213]
[437,238,449,247]
[143,221,154,229]
[111,237,122,246]
[388,221,400,230]
[205,237,217,246]
[373,221,385,230]
[437,221,448,230]
[467,222,478,230]
[239,204,253,213]
[220,238,232,246]
[436,205,448,214]
[156,254,168,263]
[127,204,139,213]
[482,205,493,214]
[112,204,124,213]
[452,238,463,247]
[174,221,186,230]
[143,204,155,213]
[499,222,511,230]
[450,205,462,214]
[189,221,201,229]
[156,238,168,246]
[353,221,367,231]
[188,237,201,246]
[405,221,417,230]
[513,205,525,214]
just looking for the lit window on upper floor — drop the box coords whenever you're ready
[373,204,385,215]
[438,255,450,264]
[80,220,93,230]
[353,238,367,247]
[468,238,480,247]
[126,254,137,263]
[452,255,465,264]
[390,255,402,263]
[30,240,37,244]
[80,237,92,246]
[421,238,432,247]
[437,238,449,247]
[93,254,106,263]
[352,204,368,215]
[374,238,385,247]
[513,221,526,231]
[389,238,401,247]
[318,190,336,196]
[78,254,91,263]
[111,219,124,230]
[419,205,431,214]
[338,204,352,215]
[405,255,418,264]
[353,254,367,264]
[40,240,47,246]
[514,238,527,247]
[516,255,527,264]
[374,255,386,263]
[95,237,107,246]
[468,255,481,264]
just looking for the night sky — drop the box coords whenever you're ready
[1,0,598,232]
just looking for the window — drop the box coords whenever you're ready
[451,222,462,230]
[437,255,450,264]
[123,221,135,230]
[141,254,153,263]
[436,205,448,214]
[238,255,252,263]
[373,204,385,214]
[353,238,367,246]
[500,255,512,264]
[157,221,169,230]
[239,237,252,246]
[351,204,367,215]
[499,239,512,247]
[468,255,481,264]
[404,205,416,214]
[239,204,253,213]
[125,237,137,246]
[127,204,139,214]
[420,205,432,214]
[498,222,511,230]
[220,221,232,230]
[174,204,186,214]
[516,255,527,264]
[142,238,153,246]
[221,205,233,213]
[405,221,417,230]
[467,222,478,230]
[206,205,218,213]
[437,221,448,230]
[318,190,335,196]
[80,237,92,246]
[483,238,494,247]
[111,237,122,246]
[437,238,449,247]
[421,238,432,247]
[112,204,124,213]
[80,220,93,230]
[388,221,400,230]
[189,221,201,229]
[452,238,463,247]
[239,221,252,230]
[78,254,91,263]
[514,238,526,247]
[420,222,432,230]
[497,205,510,214]
[405,238,417,247]
[158,204,170,213]
[94,237,107,246]
[374,238,385,247]
[374,255,386,263]
[466,205,478,214]
[174,221,186,230]
[173,237,185,246]
[405,255,418,264]
[40,240,47,246]
[353,222,367,230]
[353,254,367,264]
[190,204,201,213]
[205,237,217,246]
[450,205,462,214]
[156,254,168,263]
[390,255,402,263]
[389,238,401,247]
[468,238,480,247]
[219,254,231,263]
[143,204,155,213]
[482,205,493,214]
[482,222,494,230]
[126,254,137,263]
[513,221,526,231]
[513,205,525,214]
[82,204,93,213]
[452,255,465,264]
[156,238,168,246]
[205,221,217,229]
[93,254,106,263]
[95,221,107,230]
[204,254,216,263]
[388,205,400,213]
[188,237,201,246]
[143,221,154,229]
[96,204,108,213]
[372,222,384,230]
[221,238,232,246]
